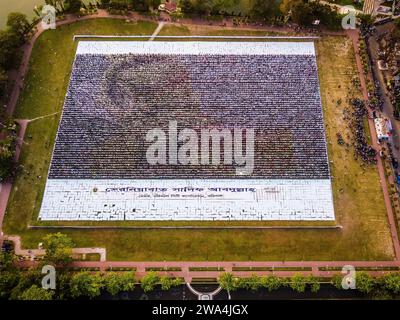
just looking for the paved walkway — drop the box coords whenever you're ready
[149,22,165,41]
[4,235,106,261]
[186,283,222,300]
[16,259,400,281]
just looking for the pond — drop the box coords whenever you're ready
[1,0,45,28]
[0,0,94,29]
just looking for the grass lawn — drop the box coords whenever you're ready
[158,24,287,37]
[327,0,363,10]
[2,20,395,261]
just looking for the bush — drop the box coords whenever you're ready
[288,274,307,293]
[104,271,136,296]
[218,272,238,294]
[381,273,400,295]
[307,276,320,293]
[159,276,182,290]
[355,272,375,294]
[19,284,54,300]
[70,272,104,299]
[238,274,263,291]
[140,271,160,292]
[260,275,283,292]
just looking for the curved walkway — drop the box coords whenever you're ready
[186,283,222,300]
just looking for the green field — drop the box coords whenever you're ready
[2,19,395,261]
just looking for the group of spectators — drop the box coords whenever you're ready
[48,51,331,180]
[350,98,376,163]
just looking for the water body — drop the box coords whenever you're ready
[0,0,45,28]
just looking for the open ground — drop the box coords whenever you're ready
[1,18,395,261]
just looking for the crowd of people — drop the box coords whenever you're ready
[350,98,376,163]
[48,51,331,180]
[368,80,384,111]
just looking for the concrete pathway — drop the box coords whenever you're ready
[186,283,222,300]
[4,235,106,261]
[16,259,400,281]
[149,22,165,41]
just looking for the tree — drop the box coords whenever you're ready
[307,276,320,293]
[280,0,300,16]
[0,29,22,70]
[55,271,73,300]
[355,272,375,294]
[43,0,66,13]
[130,0,149,11]
[159,276,182,291]
[0,250,16,271]
[0,135,17,182]
[64,0,82,13]
[145,0,161,9]
[9,269,42,300]
[251,0,280,21]
[70,272,104,298]
[218,272,237,299]
[6,13,31,41]
[358,13,374,26]
[289,274,307,293]
[19,285,54,300]
[291,1,313,25]
[43,232,74,265]
[192,0,213,15]
[260,275,283,292]
[280,0,341,29]
[140,271,160,292]
[239,274,262,291]
[0,271,20,299]
[104,272,136,296]
[180,0,194,13]
[0,68,7,98]
[331,274,343,289]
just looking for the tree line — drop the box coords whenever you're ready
[2,233,400,300]
[100,0,345,28]
[219,271,400,299]
[0,233,182,300]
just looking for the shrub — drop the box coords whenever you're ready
[140,271,160,292]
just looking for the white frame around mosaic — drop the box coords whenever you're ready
[38,41,335,221]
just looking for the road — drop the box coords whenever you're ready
[367,22,400,163]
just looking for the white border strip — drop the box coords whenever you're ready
[39,179,335,221]
[75,41,316,56]
[73,35,320,41]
